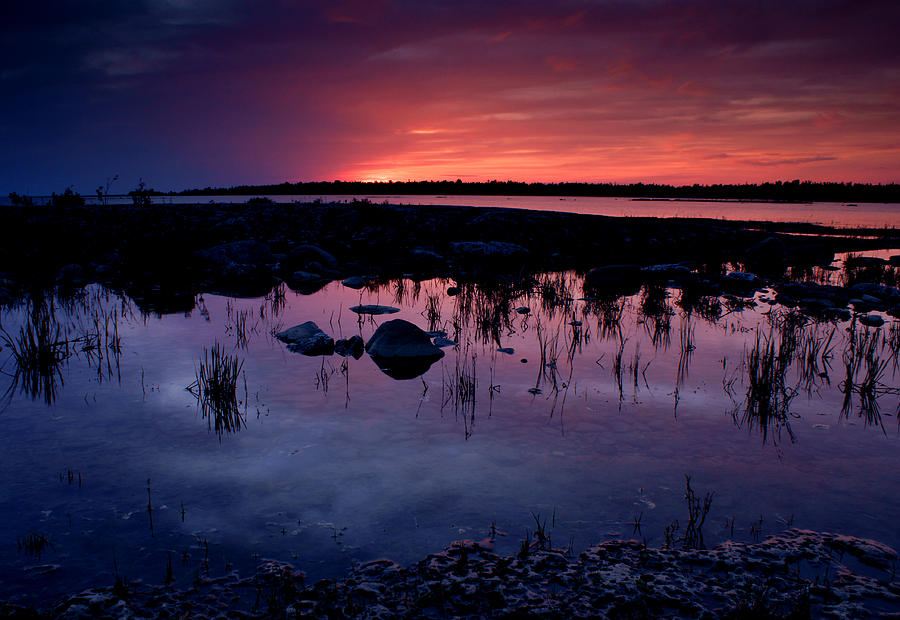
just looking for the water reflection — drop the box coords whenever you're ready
[2,261,899,607]
[1,298,68,406]
[1,289,128,406]
[186,342,247,439]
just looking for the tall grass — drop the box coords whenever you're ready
[1,304,69,405]
[736,331,797,444]
[186,343,246,439]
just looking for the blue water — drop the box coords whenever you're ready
[1,268,898,607]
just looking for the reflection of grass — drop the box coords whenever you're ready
[735,331,797,444]
[842,253,899,287]
[839,322,898,431]
[186,343,246,439]
[17,532,53,559]
[1,304,69,405]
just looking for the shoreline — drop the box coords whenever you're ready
[5,529,898,618]
[1,201,898,315]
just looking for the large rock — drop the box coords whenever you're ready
[365,319,444,379]
[288,244,338,271]
[276,321,334,355]
[198,240,273,268]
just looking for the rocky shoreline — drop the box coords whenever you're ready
[4,529,897,618]
[1,200,898,316]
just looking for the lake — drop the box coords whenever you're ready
[2,252,899,607]
[69,194,900,229]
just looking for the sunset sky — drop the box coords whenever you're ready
[2,0,899,195]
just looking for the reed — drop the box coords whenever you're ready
[17,532,53,559]
[186,342,246,438]
[738,331,797,444]
[1,304,69,405]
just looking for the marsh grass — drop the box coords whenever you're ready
[424,293,442,331]
[797,323,835,393]
[441,346,478,438]
[839,322,899,430]
[186,343,246,439]
[1,303,70,405]
[842,253,899,287]
[17,532,53,559]
[663,476,714,550]
[734,330,798,444]
[585,296,625,340]
[676,317,695,387]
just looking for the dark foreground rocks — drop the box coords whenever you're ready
[14,529,898,619]
[2,200,898,314]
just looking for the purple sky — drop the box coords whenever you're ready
[2,0,899,195]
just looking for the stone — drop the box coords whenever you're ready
[448,241,528,259]
[342,276,368,289]
[858,314,885,328]
[199,240,272,268]
[275,321,334,355]
[365,319,445,380]
[289,244,338,270]
[349,305,400,315]
[334,335,364,359]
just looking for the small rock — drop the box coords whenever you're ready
[342,276,368,289]
[276,321,334,355]
[858,314,885,327]
[349,305,400,315]
[334,335,364,359]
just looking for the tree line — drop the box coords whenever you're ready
[170,179,900,203]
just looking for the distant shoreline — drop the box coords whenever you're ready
[140,180,900,203]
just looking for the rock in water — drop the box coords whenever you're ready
[276,321,334,355]
[349,305,400,315]
[334,335,365,359]
[858,314,885,328]
[365,319,444,379]
[342,276,368,289]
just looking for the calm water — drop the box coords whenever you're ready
[71,194,900,228]
[1,261,899,606]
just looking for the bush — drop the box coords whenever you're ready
[49,188,85,207]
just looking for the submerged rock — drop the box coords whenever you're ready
[349,305,400,315]
[275,321,334,355]
[366,319,444,379]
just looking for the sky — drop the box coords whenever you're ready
[2,0,899,195]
